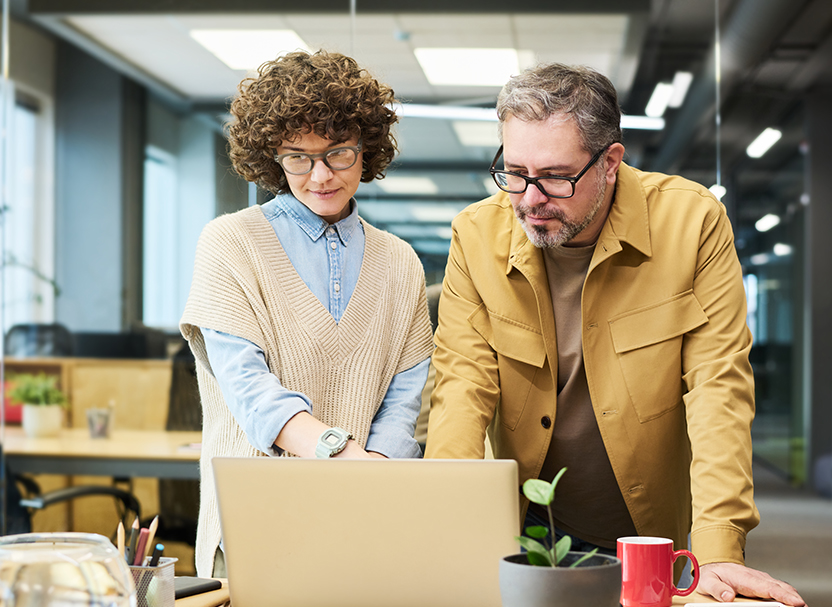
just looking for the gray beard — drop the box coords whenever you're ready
[515,167,607,249]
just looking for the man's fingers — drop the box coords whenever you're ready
[698,569,737,603]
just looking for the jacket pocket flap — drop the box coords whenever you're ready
[470,304,546,367]
[609,291,708,354]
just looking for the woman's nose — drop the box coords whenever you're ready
[310,158,334,183]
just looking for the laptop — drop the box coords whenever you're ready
[213,457,519,607]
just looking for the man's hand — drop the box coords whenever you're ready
[698,562,805,606]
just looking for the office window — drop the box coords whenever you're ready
[2,88,56,330]
[142,145,180,328]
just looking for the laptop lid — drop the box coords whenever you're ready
[213,457,519,607]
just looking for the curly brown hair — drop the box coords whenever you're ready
[228,50,399,194]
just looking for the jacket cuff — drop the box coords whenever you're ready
[690,525,747,565]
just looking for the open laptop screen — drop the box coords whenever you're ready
[213,457,519,607]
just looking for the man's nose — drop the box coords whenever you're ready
[523,180,550,205]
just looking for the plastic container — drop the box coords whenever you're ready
[0,532,136,606]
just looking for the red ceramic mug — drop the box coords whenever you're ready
[617,536,700,607]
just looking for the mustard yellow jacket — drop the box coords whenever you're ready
[426,162,759,565]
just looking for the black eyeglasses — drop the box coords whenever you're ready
[489,145,608,199]
[274,140,362,175]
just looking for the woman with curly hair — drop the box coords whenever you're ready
[180,50,434,576]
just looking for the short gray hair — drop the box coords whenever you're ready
[496,63,622,154]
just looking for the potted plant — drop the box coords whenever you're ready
[499,467,622,607]
[8,372,67,438]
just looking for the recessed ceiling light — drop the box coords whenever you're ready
[645,82,674,118]
[755,213,781,232]
[746,128,782,158]
[414,48,520,87]
[190,29,310,70]
[395,104,497,121]
[395,103,664,131]
[452,121,500,147]
[377,177,439,195]
[668,72,693,108]
[773,243,792,256]
[709,184,727,200]
[620,115,665,130]
[750,253,770,266]
[411,205,461,223]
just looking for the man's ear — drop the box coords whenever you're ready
[604,143,625,184]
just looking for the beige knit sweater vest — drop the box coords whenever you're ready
[180,205,434,576]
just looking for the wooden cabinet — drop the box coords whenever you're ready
[4,357,173,536]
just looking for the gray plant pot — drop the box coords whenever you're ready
[499,552,622,607]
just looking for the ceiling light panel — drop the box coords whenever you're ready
[668,71,693,108]
[645,82,674,118]
[451,121,500,147]
[755,214,781,232]
[377,177,439,195]
[414,48,521,87]
[746,128,782,158]
[190,30,310,70]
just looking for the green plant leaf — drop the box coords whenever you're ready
[554,535,571,565]
[525,550,552,567]
[516,537,553,566]
[569,548,599,568]
[522,479,555,506]
[524,525,549,539]
[7,373,67,406]
[550,467,567,502]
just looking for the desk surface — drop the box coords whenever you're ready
[169,582,758,607]
[2,427,202,479]
[175,579,229,607]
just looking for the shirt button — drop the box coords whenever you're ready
[334,282,341,293]
[541,416,552,429]
[330,241,337,250]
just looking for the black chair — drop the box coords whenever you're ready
[1,452,141,537]
[142,341,200,547]
[4,323,73,357]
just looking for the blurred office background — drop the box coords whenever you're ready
[1,0,830,508]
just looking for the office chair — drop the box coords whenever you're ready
[0,449,141,537]
[142,341,199,547]
[4,323,73,357]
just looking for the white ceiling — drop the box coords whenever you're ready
[65,13,633,104]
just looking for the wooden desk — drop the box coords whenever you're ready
[175,579,229,607]
[2,427,202,480]
[168,583,760,607]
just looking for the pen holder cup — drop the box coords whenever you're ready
[130,557,177,607]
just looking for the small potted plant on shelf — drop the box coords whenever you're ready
[8,372,68,438]
[499,467,622,607]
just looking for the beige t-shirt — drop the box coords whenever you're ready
[531,243,637,549]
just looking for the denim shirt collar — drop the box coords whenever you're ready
[268,192,359,246]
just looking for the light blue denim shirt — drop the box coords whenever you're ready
[202,193,429,458]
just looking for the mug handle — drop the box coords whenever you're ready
[671,549,700,597]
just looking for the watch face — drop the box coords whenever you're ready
[323,433,340,446]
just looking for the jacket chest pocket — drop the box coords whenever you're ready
[608,290,708,422]
[470,304,547,430]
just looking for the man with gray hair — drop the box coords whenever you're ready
[426,63,804,605]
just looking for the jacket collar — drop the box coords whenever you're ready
[597,161,652,259]
[506,161,652,276]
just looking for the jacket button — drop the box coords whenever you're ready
[541,416,552,429]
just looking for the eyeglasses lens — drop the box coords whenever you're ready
[494,173,573,197]
[281,148,358,175]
